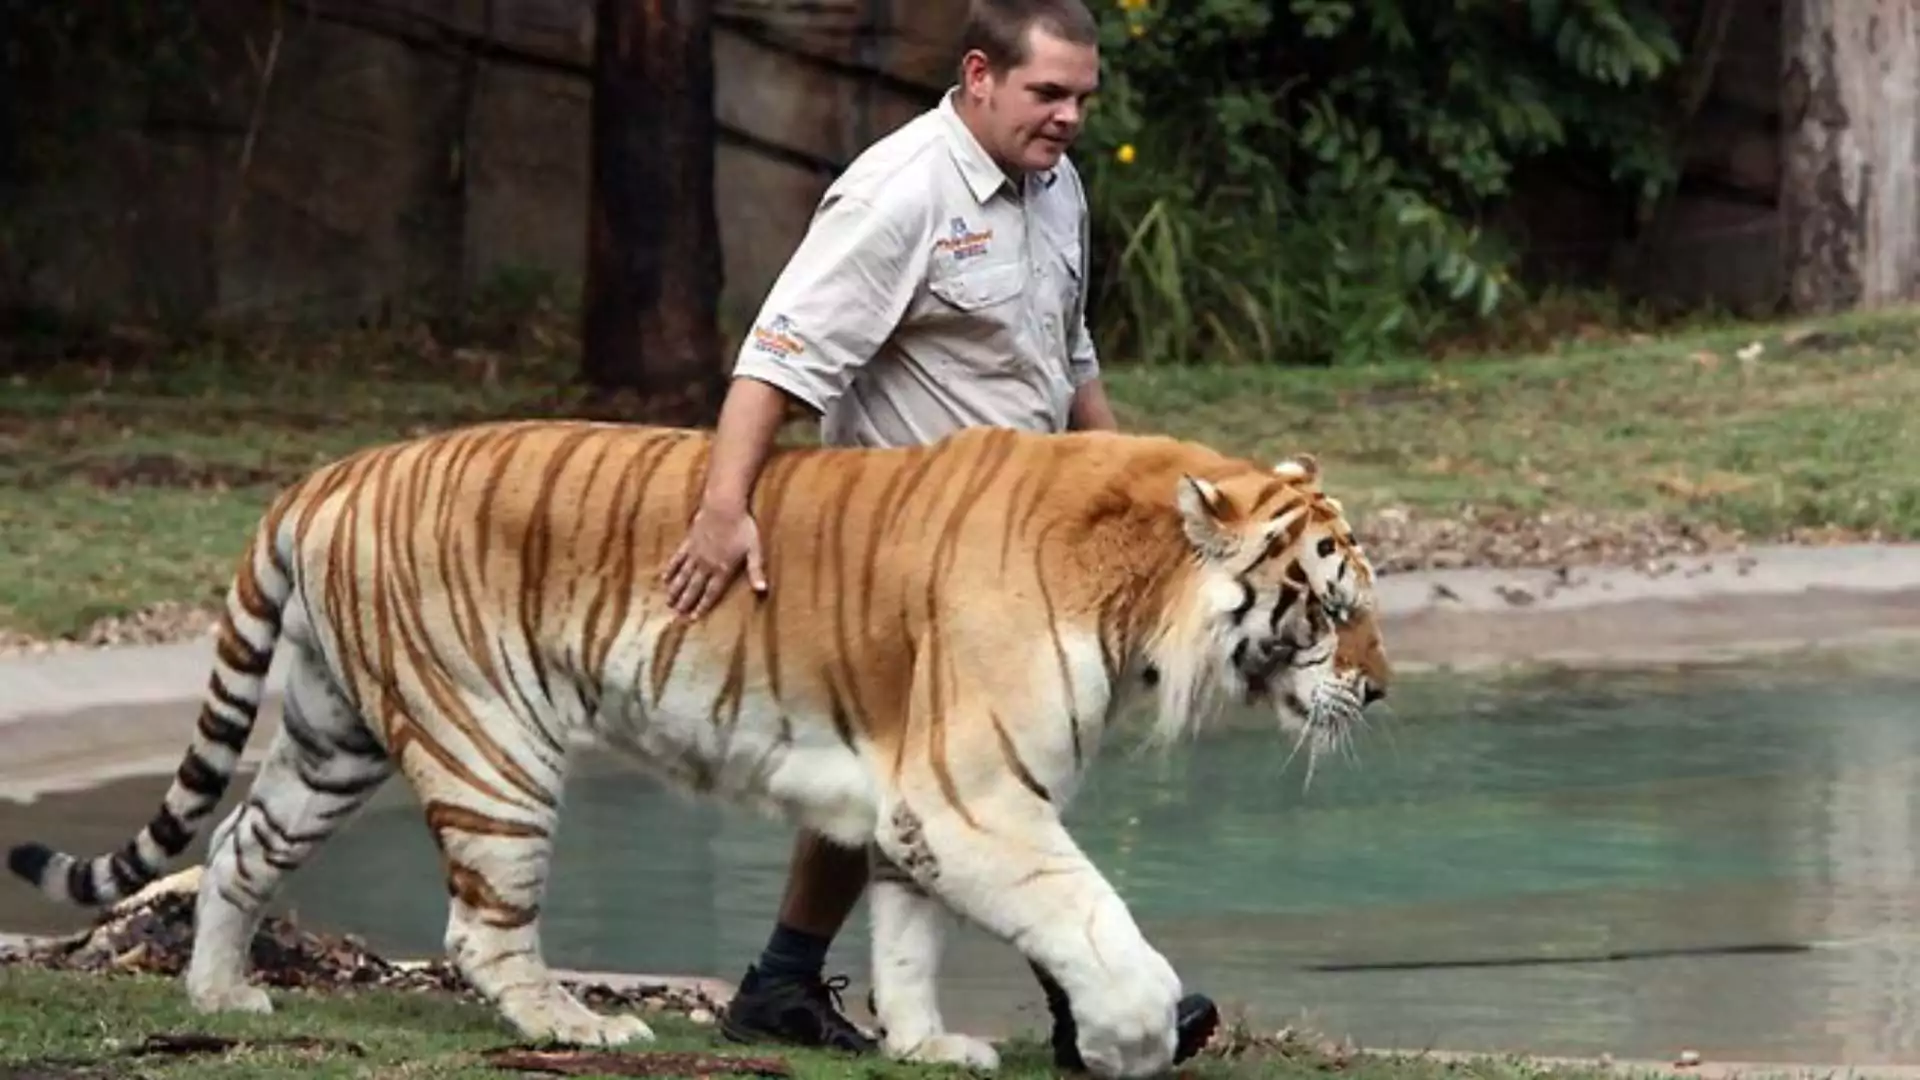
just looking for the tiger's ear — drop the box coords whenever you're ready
[1272,453,1320,488]
[1176,474,1241,560]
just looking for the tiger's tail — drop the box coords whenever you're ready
[7,514,292,908]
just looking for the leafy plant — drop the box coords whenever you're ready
[1079,0,1685,366]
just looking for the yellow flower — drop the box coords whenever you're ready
[1116,143,1136,165]
[1129,21,1145,37]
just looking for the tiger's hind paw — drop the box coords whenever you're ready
[506,993,656,1048]
[187,980,274,1016]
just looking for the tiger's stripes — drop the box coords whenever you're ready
[5,420,1389,1076]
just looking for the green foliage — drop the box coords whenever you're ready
[1078,0,1685,366]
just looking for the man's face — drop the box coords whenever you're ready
[962,27,1100,174]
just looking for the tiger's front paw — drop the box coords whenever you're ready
[887,1031,1000,1071]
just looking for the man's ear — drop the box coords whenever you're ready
[1176,475,1240,560]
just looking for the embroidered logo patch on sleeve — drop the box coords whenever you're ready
[750,314,806,359]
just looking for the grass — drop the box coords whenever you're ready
[0,304,1916,639]
[1110,308,1920,534]
[0,965,1616,1080]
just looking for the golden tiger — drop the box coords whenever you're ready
[6,419,1390,1080]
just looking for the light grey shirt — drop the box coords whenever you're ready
[731,89,1099,449]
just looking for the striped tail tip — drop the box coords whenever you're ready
[7,842,53,888]
[5,842,151,908]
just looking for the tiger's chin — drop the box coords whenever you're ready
[1268,681,1363,785]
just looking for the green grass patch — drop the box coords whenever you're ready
[1,307,1916,639]
[1109,308,1920,534]
[0,965,1610,1080]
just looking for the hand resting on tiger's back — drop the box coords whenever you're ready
[663,378,793,619]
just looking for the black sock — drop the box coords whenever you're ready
[756,922,832,985]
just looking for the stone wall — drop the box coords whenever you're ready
[0,0,1790,336]
[0,0,957,334]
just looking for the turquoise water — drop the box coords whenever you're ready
[2,649,1915,1065]
[254,648,1920,1066]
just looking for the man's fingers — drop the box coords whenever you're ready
[693,573,728,620]
[662,544,689,582]
[665,561,702,614]
[745,541,769,594]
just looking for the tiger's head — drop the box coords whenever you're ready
[1145,452,1390,765]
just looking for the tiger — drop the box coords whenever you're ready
[5,419,1390,1080]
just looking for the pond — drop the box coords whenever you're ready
[5,644,1919,1066]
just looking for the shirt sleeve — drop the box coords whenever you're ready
[1067,295,1101,388]
[730,182,932,413]
[1064,164,1101,388]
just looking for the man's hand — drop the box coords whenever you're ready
[663,501,768,619]
[660,377,794,620]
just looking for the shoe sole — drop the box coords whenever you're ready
[719,1009,878,1055]
[717,1013,763,1047]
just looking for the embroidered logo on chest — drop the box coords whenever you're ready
[933,215,995,262]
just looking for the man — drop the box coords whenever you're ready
[660,0,1219,1068]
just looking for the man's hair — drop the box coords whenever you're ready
[957,0,1099,74]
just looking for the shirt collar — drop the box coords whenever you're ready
[936,88,1058,204]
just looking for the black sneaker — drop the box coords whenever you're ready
[719,965,879,1055]
[1049,991,1222,1072]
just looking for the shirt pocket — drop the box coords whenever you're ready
[927,258,1026,312]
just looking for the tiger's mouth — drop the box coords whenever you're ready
[1280,680,1366,788]
[1309,681,1365,734]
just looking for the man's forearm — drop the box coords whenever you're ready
[701,377,799,514]
[1068,378,1120,432]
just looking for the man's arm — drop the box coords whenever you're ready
[1068,376,1119,431]
[699,377,800,518]
[1062,165,1117,434]
[1064,263,1116,431]
[665,183,931,618]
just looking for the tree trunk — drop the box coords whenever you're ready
[580,0,725,421]
[1780,0,1920,314]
